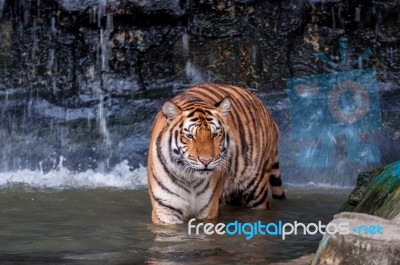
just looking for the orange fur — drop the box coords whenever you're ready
[148,84,285,224]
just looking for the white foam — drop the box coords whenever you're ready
[286,182,353,190]
[0,160,147,190]
[0,158,352,190]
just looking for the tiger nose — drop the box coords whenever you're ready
[199,157,213,166]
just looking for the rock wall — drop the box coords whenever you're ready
[2,0,399,103]
[1,0,400,179]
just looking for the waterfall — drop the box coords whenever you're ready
[0,0,399,189]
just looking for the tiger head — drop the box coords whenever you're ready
[161,97,232,177]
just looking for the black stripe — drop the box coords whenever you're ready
[187,110,197,118]
[198,177,222,216]
[181,101,206,109]
[232,86,258,162]
[174,130,179,146]
[230,92,253,166]
[269,175,283,186]
[243,174,258,191]
[168,129,173,151]
[188,88,218,102]
[152,170,183,199]
[272,162,280,169]
[193,178,205,190]
[151,190,184,220]
[196,177,211,196]
[244,175,264,204]
[156,131,191,193]
[253,179,268,201]
[251,184,269,208]
[229,96,248,176]
[272,191,286,200]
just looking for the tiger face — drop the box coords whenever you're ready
[162,97,232,177]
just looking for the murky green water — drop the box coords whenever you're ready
[0,186,350,265]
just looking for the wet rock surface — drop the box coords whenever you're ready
[313,212,400,265]
[0,0,399,183]
[345,167,385,207]
[4,0,400,99]
[340,161,400,219]
[314,162,400,264]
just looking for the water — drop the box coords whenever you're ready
[0,185,350,264]
[0,1,399,263]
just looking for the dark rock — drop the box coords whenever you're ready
[340,161,400,219]
[344,168,385,207]
[1,0,400,177]
[55,0,185,16]
[55,0,105,12]
[127,0,185,16]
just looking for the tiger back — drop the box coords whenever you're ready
[148,84,285,224]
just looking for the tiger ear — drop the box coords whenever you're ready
[215,97,231,117]
[162,101,182,123]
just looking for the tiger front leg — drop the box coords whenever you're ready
[242,173,271,209]
[196,174,225,221]
[151,206,185,224]
[149,182,188,224]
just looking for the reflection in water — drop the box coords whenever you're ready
[0,187,349,264]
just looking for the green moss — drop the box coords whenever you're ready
[340,161,400,220]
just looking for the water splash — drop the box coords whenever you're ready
[0,159,147,190]
[185,60,204,84]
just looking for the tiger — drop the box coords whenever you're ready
[148,84,285,224]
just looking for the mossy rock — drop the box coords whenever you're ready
[340,161,400,220]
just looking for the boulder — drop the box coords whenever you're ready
[270,255,312,265]
[340,161,400,219]
[313,162,400,264]
[312,212,400,265]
